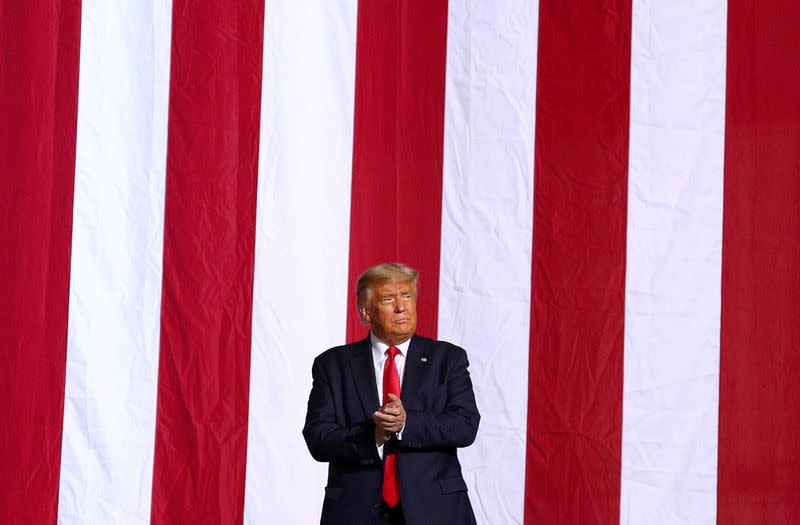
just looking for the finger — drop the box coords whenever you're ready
[380,406,402,416]
[373,412,398,423]
[387,393,402,403]
[373,412,398,425]
[377,423,397,434]
[382,401,399,410]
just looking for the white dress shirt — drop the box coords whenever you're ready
[370,331,409,457]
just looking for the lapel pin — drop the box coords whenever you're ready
[420,357,427,362]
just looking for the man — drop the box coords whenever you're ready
[303,263,480,524]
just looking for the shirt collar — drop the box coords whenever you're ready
[370,331,411,361]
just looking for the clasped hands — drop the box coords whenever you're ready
[373,393,406,445]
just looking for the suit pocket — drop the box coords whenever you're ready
[437,476,468,495]
[324,486,343,501]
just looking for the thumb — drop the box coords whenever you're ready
[387,393,400,402]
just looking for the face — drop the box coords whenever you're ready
[360,280,418,345]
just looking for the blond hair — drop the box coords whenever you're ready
[356,262,419,308]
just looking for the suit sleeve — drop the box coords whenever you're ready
[399,348,480,449]
[302,356,381,466]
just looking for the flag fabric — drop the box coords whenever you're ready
[2,0,799,523]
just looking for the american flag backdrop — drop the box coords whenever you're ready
[1,0,799,523]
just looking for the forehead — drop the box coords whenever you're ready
[372,280,415,295]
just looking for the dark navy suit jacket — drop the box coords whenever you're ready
[303,334,480,524]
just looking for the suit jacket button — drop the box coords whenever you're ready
[373,503,380,510]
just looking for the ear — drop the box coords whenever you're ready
[358,304,371,324]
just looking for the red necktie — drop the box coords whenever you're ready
[382,345,401,507]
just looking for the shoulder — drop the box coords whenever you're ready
[413,335,469,361]
[313,340,365,368]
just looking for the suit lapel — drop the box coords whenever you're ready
[349,335,380,417]
[401,335,432,407]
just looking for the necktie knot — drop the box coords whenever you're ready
[386,345,400,359]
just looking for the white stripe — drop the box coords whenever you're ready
[243,1,358,523]
[58,1,172,523]
[622,1,727,523]
[438,1,538,523]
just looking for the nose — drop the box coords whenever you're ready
[394,297,406,312]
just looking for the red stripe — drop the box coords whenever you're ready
[150,2,264,523]
[346,0,448,342]
[0,2,81,523]
[718,1,800,521]
[524,1,631,523]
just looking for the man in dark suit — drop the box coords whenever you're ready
[303,262,480,524]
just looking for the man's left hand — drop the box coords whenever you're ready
[373,393,406,434]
